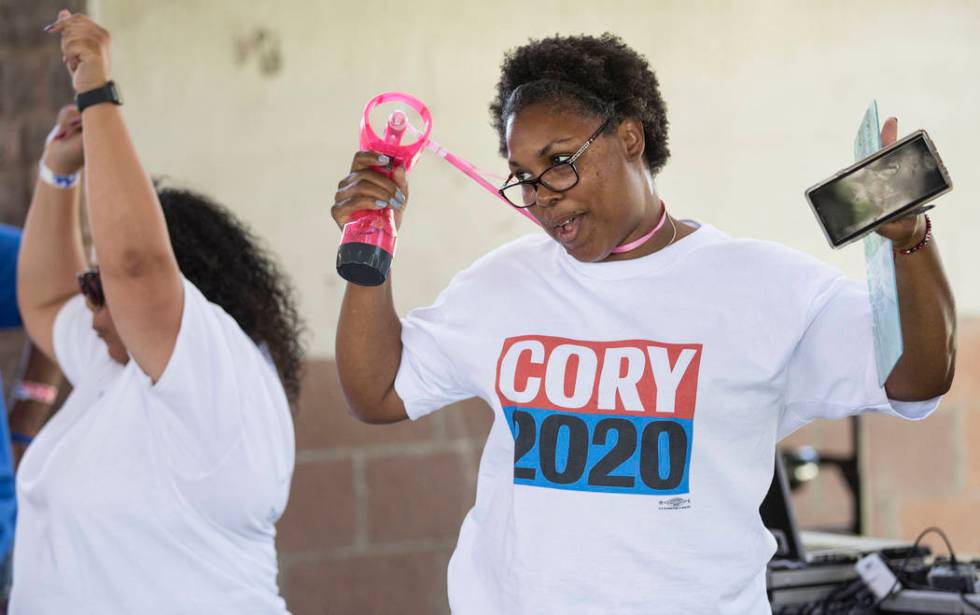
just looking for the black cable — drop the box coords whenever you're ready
[818,578,850,614]
[872,526,954,610]
[811,577,875,615]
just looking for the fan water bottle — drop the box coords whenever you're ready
[336,92,432,286]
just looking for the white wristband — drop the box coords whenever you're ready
[38,159,80,190]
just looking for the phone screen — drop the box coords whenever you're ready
[808,134,949,247]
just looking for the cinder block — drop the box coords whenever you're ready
[0,0,87,48]
[0,55,46,116]
[366,451,470,543]
[277,458,357,553]
[781,418,854,458]
[443,396,494,441]
[0,168,28,226]
[898,496,980,556]
[864,408,958,498]
[295,359,437,450]
[284,549,451,615]
[964,408,980,490]
[946,317,980,409]
[0,118,23,166]
[21,109,61,166]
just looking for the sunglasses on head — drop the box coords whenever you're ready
[77,268,105,308]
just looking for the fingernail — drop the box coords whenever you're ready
[376,154,390,165]
[54,131,66,140]
[43,22,56,32]
[395,189,405,203]
[389,198,401,210]
[374,199,388,209]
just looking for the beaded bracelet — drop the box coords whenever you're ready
[896,214,932,255]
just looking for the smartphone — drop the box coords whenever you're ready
[805,130,952,249]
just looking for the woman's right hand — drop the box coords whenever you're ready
[331,151,409,230]
[42,105,84,176]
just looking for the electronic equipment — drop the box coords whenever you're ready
[764,454,980,613]
[763,454,928,610]
[805,130,952,249]
[928,561,978,593]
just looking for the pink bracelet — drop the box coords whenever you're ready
[13,381,58,405]
[896,214,932,255]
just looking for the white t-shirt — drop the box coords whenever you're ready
[394,223,938,615]
[11,278,294,615]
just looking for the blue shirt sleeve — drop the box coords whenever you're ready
[0,225,22,329]
[0,224,21,558]
[0,384,14,560]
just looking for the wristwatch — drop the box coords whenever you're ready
[75,81,123,113]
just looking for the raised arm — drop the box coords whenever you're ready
[17,105,87,361]
[332,152,410,423]
[49,11,183,382]
[876,117,956,400]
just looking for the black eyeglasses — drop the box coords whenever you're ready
[77,268,104,308]
[498,117,612,209]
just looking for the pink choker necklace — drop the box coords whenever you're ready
[610,201,669,254]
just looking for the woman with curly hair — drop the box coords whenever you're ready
[13,11,303,614]
[335,33,954,615]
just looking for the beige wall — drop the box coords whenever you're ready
[89,0,980,358]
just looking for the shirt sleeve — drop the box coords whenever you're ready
[0,391,15,560]
[145,278,277,475]
[52,294,115,386]
[394,280,475,421]
[0,225,22,329]
[778,276,941,440]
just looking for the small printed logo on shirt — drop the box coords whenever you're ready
[658,496,691,511]
[496,335,703,497]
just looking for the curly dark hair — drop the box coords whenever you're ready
[156,185,306,405]
[490,33,670,175]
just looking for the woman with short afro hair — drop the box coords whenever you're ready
[333,33,955,613]
[491,32,671,175]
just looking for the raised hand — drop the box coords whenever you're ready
[45,10,112,94]
[42,105,84,176]
[332,152,410,230]
[874,117,927,250]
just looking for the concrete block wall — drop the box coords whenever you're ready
[0,0,84,225]
[278,360,492,614]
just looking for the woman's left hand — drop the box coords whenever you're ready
[874,116,927,250]
[46,10,112,94]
